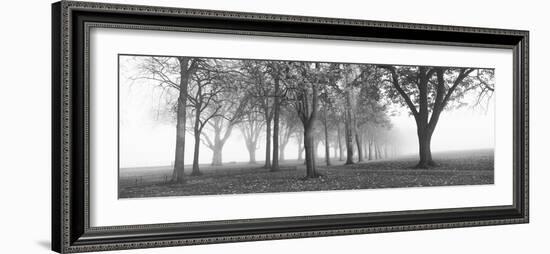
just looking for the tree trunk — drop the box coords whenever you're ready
[172,93,187,182]
[172,57,189,183]
[323,108,331,166]
[415,67,436,168]
[416,128,435,168]
[279,143,286,161]
[344,121,354,164]
[246,143,257,164]
[337,124,344,161]
[314,139,320,164]
[209,125,224,166]
[271,79,280,171]
[304,128,318,178]
[344,91,354,164]
[365,141,369,160]
[279,126,293,162]
[297,135,304,161]
[355,133,363,162]
[191,106,202,176]
[264,116,272,169]
[242,124,259,164]
[368,141,373,160]
[363,136,368,160]
[191,130,202,176]
[211,144,223,166]
[302,67,320,178]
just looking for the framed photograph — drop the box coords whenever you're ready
[52,1,529,253]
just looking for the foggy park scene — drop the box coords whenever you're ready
[118,54,495,199]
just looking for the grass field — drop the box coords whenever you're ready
[119,149,494,199]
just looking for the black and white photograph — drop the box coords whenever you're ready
[118,55,495,198]
[1,0,543,253]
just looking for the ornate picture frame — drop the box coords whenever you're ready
[52,1,529,253]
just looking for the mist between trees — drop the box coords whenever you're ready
[121,55,495,183]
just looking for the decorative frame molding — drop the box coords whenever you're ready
[52,1,529,253]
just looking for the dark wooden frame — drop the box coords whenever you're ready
[52,1,529,253]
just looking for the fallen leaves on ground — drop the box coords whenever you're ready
[119,150,494,199]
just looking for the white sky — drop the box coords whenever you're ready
[119,56,495,168]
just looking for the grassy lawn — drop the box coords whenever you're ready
[119,149,494,199]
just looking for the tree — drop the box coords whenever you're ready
[133,56,199,183]
[186,63,227,175]
[242,60,275,169]
[287,63,320,177]
[287,62,338,178]
[354,67,390,162]
[294,126,305,161]
[336,122,344,161]
[239,106,264,164]
[278,105,300,161]
[200,66,248,166]
[380,65,493,168]
[320,80,338,166]
[343,86,355,164]
[201,116,232,166]
[329,99,346,161]
[173,57,196,181]
[266,62,286,171]
[312,122,323,163]
[338,64,367,164]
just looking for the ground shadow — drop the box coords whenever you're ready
[36,240,50,250]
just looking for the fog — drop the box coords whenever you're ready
[118,56,494,168]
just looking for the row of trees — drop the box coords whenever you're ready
[132,56,494,182]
